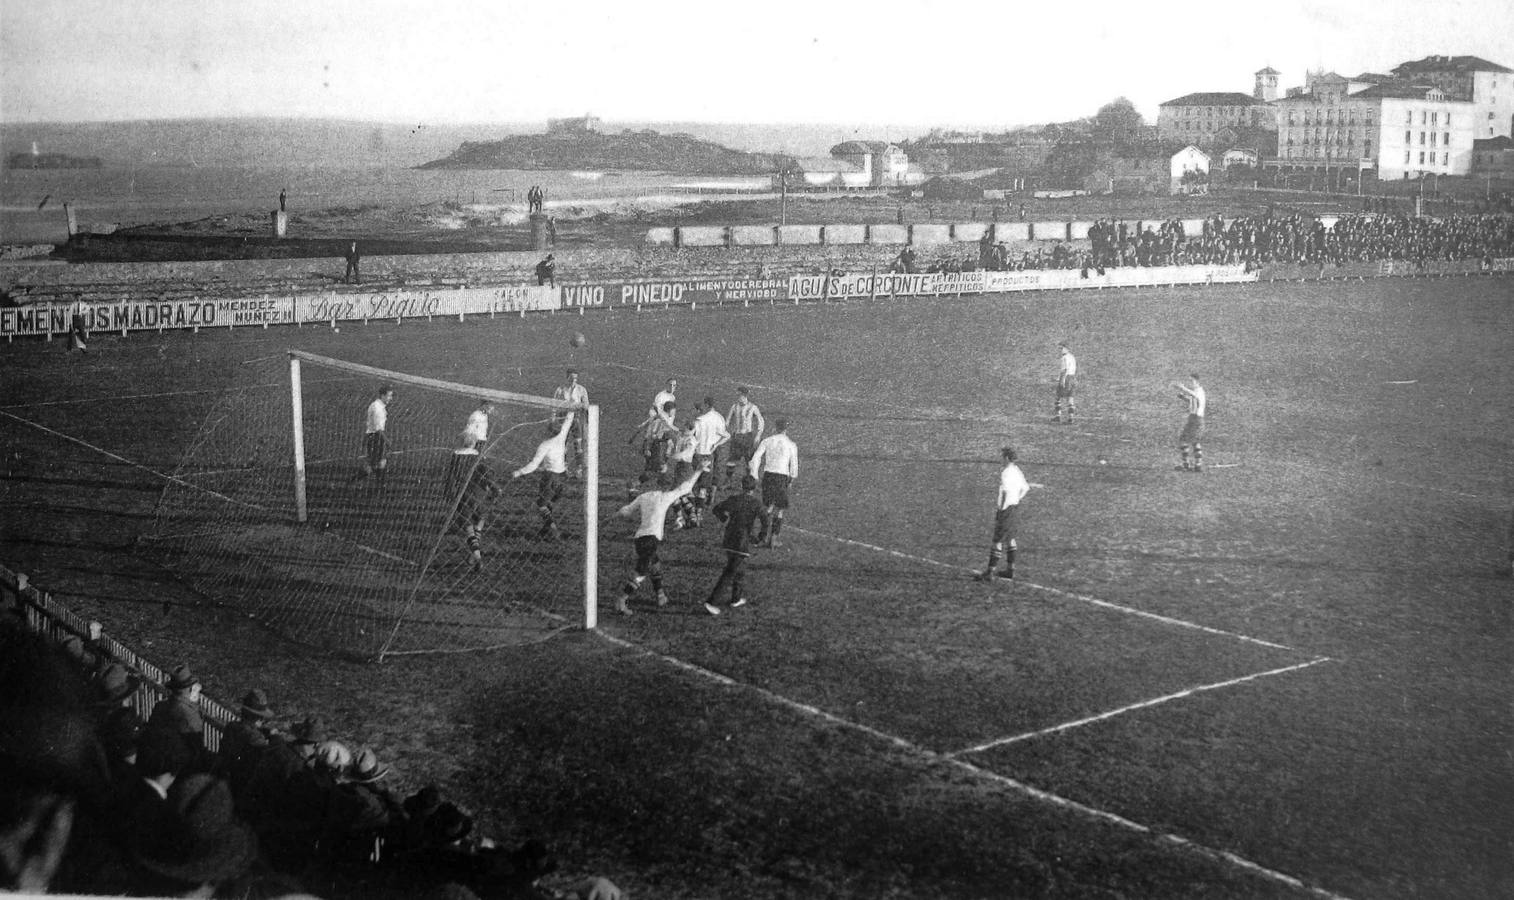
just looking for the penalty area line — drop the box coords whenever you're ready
[948,656,1333,758]
[787,525,1298,652]
[590,629,1356,900]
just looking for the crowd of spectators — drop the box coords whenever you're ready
[892,211,1514,275]
[0,598,622,900]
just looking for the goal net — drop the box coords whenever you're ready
[142,351,600,660]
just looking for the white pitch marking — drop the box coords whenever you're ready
[949,657,1333,758]
[1383,380,1418,384]
[787,525,1298,652]
[1210,463,1242,468]
[591,629,1356,900]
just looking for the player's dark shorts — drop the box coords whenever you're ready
[760,472,791,510]
[729,433,756,465]
[672,459,694,485]
[632,535,661,575]
[1179,414,1205,444]
[1056,374,1076,398]
[364,431,387,468]
[536,470,566,507]
[991,505,1019,546]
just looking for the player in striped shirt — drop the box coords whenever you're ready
[1173,374,1206,473]
[725,387,765,487]
[614,460,708,614]
[512,413,575,540]
[749,418,798,548]
[1054,343,1077,425]
[352,384,395,488]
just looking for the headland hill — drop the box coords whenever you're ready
[416,116,796,175]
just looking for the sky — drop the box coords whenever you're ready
[3,0,1512,129]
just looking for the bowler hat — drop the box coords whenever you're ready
[96,663,141,704]
[351,747,390,783]
[291,715,325,743]
[166,663,196,691]
[239,689,272,720]
[130,773,259,885]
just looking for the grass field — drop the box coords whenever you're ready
[2,275,1512,899]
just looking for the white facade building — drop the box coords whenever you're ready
[1392,56,1514,139]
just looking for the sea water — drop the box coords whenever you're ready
[0,164,759,244]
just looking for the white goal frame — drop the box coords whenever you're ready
[287,350,602,633]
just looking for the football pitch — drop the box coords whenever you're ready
[2,276,1511,899]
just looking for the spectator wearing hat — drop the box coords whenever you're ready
[92,662,140,711]
[217,689,274,799]
[0,627,114,895]
[123,773,260,898]
[322,746,399,866]
[239,714,321,830]
[107,725,192,851]
[535,253,556,287]
[147,663,206,762]
[100,706,144,779]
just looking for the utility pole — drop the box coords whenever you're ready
[779,169,789,226]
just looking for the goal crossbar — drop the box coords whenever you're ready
[289,350,585,412]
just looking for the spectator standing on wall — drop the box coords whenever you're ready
[535,254,556,287]
[68,305,89,352]
[343,241,362,284]
[279,188,287,212]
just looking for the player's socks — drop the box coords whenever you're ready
[1193,444,1203,471]
[1001,548,1015,579]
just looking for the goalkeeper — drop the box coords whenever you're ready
[512,413,575,540]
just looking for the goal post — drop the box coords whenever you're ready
[144,350,601,660]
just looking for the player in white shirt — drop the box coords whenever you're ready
[1055,343,1077,425]
[1173,373,1207,473]
[975,447,1030,582]
[749,418,798,548]
[552,369,589,478]
[353,384,395,488]
[650,377,678,430]
[725,387,765,487]
[613,460,708,614]
[512,413,575,540]
[688,396,730,523]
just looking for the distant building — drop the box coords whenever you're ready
[829,141,924,187]
[1472,136,1514,176]
[1391,55,1514,138]
[1105,145,1208,194]
[791,156,869,189]
[1272,81,1476,179]
[1157,91,1276,147]
[546,115,603,135]
[1254,67,1280,102]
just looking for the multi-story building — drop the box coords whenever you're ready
[1471,136,1514,176]
[1272,81,1476,180]
[1391,56,1514,139]
[1157,91,1275,146]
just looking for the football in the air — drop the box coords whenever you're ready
[570,331,586,348]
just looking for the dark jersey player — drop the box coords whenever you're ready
[703,475,770,616]
[451,458,501,572]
